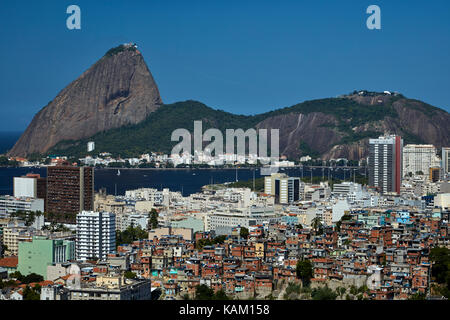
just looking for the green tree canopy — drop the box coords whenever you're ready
[124,271,137,279]
[194,285,231,300]
[429,247,450,298]
[239,227,249,239]
[296,259,313,287]
[311,285,338,300]
[116,225,148,247]
[149,209,159,230]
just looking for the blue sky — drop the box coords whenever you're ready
[0,0,449,131]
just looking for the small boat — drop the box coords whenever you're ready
[117,169,121,176]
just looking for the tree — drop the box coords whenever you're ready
[311,217,322,233]
[311,285,338,300]
[124,271,137,279]
[23,285,40,300]
[8,271,43,284]
[239,227,249,239]
[182,293,190,300]
[116,225,148,247]
[429,247,450,298]
[335,214,351,232]
[194,284,214,300]
[213,290,230,300]
[296,259,313,287]
[23,273,44,284]
[1,244,7,256]
[409,292,426,300]
[284,282,302,300]
[149,209,159,230]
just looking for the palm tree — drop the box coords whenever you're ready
[311,217,322,233]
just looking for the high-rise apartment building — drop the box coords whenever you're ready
[264,173,302,204]
[402,144,440,178]
[442,147,450,176]
[47,166,94,215]
[76,211,116,261]
[368,135,403,194]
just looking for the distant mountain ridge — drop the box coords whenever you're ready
[8,44,162,157]
[47,93,450,160]
[6,44,450,160]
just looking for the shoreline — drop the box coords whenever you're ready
[0,165,363,170]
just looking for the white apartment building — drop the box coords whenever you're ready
[333,182,362,197]
[0,196,44,216]
[125,188,164,205]
[443,147,450,176]
[76,211,116,261]
[402,144,440,178]
[116,213,148,232]
[207,206,279,232]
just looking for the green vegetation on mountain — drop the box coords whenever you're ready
[46,92,450,160]
[104,44,137,57]
[266,97,399,127]
[299,141,321,159]
[49,100,264,158]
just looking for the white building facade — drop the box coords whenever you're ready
[76,211,116,261]
[402,144,440,178]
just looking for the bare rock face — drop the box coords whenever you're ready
[8,45,162,157]
[255,94,450,160]
[256,112,341,159]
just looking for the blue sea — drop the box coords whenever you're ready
[0,167,356,197]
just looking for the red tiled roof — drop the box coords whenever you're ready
[18,280,54,289]
[0,256,18,268]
